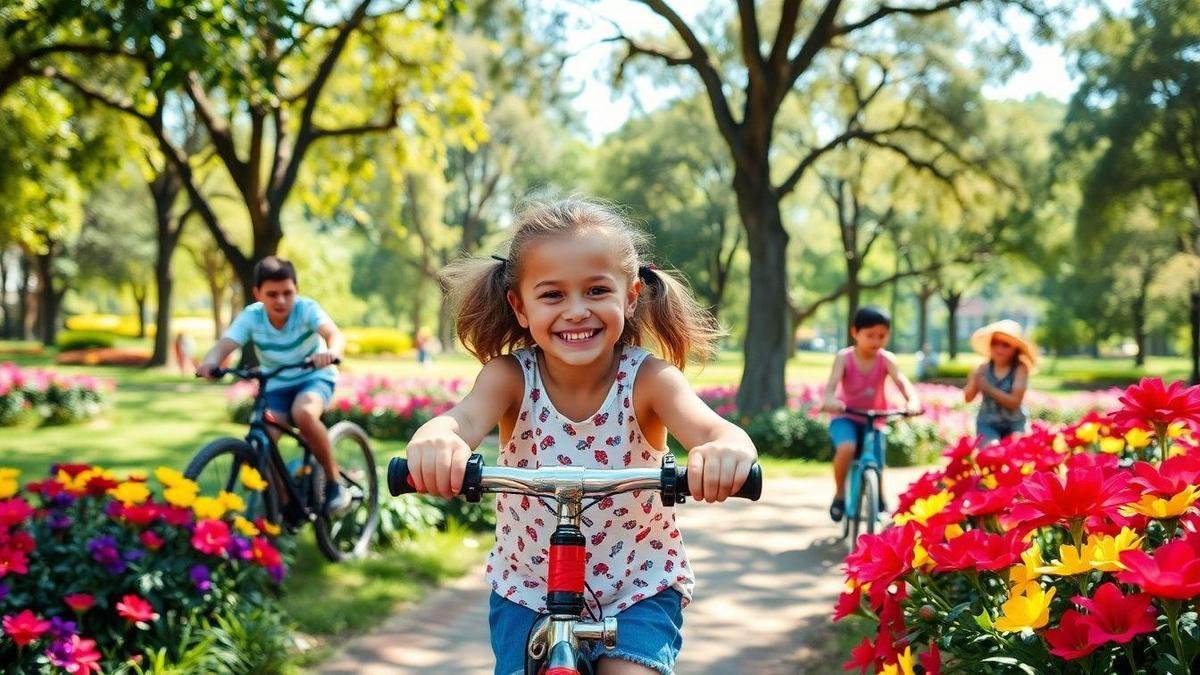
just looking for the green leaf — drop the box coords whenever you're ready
[974,609,994,632]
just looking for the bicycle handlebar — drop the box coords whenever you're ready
[200,357,341,382]
[387,453,763,504]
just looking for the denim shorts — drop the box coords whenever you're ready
[977,418,1027,443]
[489,589,684,675]
[830,417,886,459]
[263,378,334,415]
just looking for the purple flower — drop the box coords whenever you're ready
[86,535,126,575]
[268,565,285,584]
[48,616,77,640]
[48,493,75,509]
[0,582,8,602]
[48,511,73,530]
[227,536,252,561]
[189,564,212,592]
[104,501,122,519]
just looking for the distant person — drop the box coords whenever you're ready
[963,319,1037,444]
[415,328,434,367]
[821,307,922,522]
[195,256,350,514]
[914,342,939,381]
[174,331,196,376]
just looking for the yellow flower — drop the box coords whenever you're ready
[218,490,246,514]
[233,516,260,537]
[154,467,187,487]
[994,583,1056,633]
[1020,462,1036,476]
[880,646,917,675]
[1089,528,1143,572]
[1120,485,1200,519]
[1009,542,1044,593]
[1124,428,1152,449]
[126,470,147,481]
[192,496,226,520]
[945,523,965,540]
[1168,421,1188,439]
[0,467,19,499]
[108,481,150,506]
[240,465,268,491]
[1098,437,1125,454]
[163,484,199,508]
[894,490,953,526]
[1075,423,1100,444]
[1052,435,1070,454]
[260,520,282,536]
[1037,543,1093,576]
[981,473,999,490]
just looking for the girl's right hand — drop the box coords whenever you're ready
[405,435,473,499]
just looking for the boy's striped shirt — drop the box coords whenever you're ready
[224,297,337,391]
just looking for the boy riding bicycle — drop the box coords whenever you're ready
[196,256,350,514]
[821,307,921,522]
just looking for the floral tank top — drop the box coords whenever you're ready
[485,344,695,614]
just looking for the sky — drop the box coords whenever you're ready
[550,0,1132,141]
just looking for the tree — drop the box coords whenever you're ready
[1059,0,1200,379]
[607,0,1052,412]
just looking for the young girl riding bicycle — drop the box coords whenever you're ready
[404,197,758,675]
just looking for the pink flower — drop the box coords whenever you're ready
[63,593,95,613]
[2,609,51,646]
[191,519,232,556]
[116,594,159,625]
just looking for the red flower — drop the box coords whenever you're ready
[63,593,95,612]
[139,530,164,551]
[1,530,34,553]
[24,479,65,499]
[844,523,917,591]
[52,464,91,477]
[116,594,159,625]
[1,609,51,647]
[191,519,231,556]
[833,584,863,622]
[1044,610,1101,660]
[119,503,160,526]
[1003,468,1135,530]
[1129,454,1200,496]
[1109,377,1200,430]
[920,641,941,675]
[842,637,876,674]
[83,474,119,497]
[926,528,1025,572]
[250,537,282,569]
[0,547,29,577]
[960,486,1018,518]
[0,497,34,528]
[160,506,193,527]
[1072,582,1158,645]
[1118,534,1200,599]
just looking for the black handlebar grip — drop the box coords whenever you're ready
[676,463,763,501]
[387,457,418,496]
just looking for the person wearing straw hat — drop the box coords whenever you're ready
[964,319,1038,443]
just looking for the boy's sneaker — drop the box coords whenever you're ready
[324,482,352,516]
[829,498,845,522]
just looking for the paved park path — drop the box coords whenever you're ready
[319,468,926,674]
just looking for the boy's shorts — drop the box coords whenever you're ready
[489,589,684,675]
[264,378,335,415]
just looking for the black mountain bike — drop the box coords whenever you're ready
[186,360,379,561]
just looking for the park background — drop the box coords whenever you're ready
[1,0,1198,672]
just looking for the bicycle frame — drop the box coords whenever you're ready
[843,422,885,522]
[388,453,761,675]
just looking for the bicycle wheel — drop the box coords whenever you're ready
[861,468,881,536]
[185,437,280,524]
[313,421,380,561]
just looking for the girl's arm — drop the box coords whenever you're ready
[883,352,922,413]
[977,364,1028,411]
[407,356,523,498]
[963,363,983,403]
[640,359,757,504]
[822,352,847,412]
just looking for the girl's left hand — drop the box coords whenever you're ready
[687,443,757,503]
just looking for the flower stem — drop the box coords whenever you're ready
[1164,599,1188,667]
[1124,643,1138,673]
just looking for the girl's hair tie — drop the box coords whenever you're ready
[491,255,510,268]
[638,264,659,281]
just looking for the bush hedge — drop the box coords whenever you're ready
[55,331,116,353]
[0,363,111,427]
[342,328,413,357]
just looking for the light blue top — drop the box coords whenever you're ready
[224,297,337,392]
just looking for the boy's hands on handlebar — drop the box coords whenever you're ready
[405,433,473,499]
[195,362,221,379]
[687,442,757,504]
[308,352,340,368]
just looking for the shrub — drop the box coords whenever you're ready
[0,463,292,672]
[0,363,112,427]
[64,314,149,338]
[834,377,1200,674]
[743,409,833,461]
[55,348,151,367]
[342,328,413,357]
[55,330,116,352]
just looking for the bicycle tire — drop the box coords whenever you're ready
[185,437,281,524]
[861,468,880,536]
[314,421,380,561]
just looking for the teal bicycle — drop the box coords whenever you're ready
[841,408,918,550]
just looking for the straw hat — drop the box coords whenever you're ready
[970,319,1039,371]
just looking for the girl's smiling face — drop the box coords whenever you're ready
[506,231,640,367]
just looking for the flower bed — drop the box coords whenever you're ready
[0,463,290,672]
[835,378,1200,673]
[228,373,466,441]
[0,363,113,427]
[54,347,151,367]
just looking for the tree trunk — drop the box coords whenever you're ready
[1132,282,1147,368]
[1191,290,1200,385]
[35,249,63,346]
[132,285,148,339]
[147,167,185,367]
[916,285,934,352]
[943,291,962,361]
[0,249,9,339]
[734,171,789,414]
[17,252,32,340]
[209,277,225,340]
[844,260,861,346]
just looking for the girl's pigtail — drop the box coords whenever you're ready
[634,265,722,369]
[440,254,526,362]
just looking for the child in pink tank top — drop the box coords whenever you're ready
[820,307,921,522]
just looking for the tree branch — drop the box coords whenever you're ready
[836,0,972,36]
[42,68,150,123]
